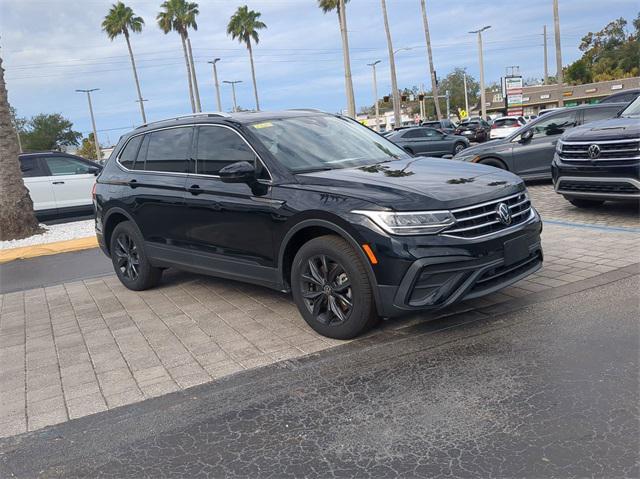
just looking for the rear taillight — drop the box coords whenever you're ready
[91,182,97,200]
[492,123,498,129]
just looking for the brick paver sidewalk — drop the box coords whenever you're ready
[1,185,638,438]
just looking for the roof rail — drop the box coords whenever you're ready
[135,111,231,129]
[287,108,326,113]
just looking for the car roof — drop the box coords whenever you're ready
[494,116,521,120]
[19,151,86,159]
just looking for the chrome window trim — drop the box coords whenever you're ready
[115,123,273,183]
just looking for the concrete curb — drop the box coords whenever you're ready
[0,237,98,264]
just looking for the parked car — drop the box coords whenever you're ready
[552,96,640,207]
[454,119,491,143]
[599,88,640,105]
[421,119,457,134]
[385,126,469,156]
[490,116,526,139]
[95,110,542,339]
[452,102,627,179]
[523,114,538,122]
[19,151,102,218]
[538,108,559,116]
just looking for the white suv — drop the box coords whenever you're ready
[19,152,102,218]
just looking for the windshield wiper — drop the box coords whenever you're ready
[293,167,334,174]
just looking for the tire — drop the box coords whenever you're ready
[566,197,605,208]
[479,158,507,170]
[110,221,162,291]
[291,235,378,339]
[453,142,466,155]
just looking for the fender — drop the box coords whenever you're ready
[276,218,384,315]
[101,206,139,255]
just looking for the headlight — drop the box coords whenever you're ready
[352,210,456,235]
[555,139,563,153]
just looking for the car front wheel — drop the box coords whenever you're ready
[291,235,378,339]
[453,142,466,154]
[110,221,162,291]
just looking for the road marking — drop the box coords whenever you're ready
[543,219,640,234]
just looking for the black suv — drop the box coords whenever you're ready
[95,111,543,339]
[552,97,640,207]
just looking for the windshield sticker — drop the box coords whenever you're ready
[252,122,273,129]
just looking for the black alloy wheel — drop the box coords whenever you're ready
[300,254,353,325]
[113,232,140,281]
[454,143,466,154]
[109,221,162,291]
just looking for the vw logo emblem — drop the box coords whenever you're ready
[496,203,512,226]
[587,144,601,160]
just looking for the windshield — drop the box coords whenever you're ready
[620,97,640,118]
[248,115,409,172]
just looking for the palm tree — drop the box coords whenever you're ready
[318,0,355,118]
[102,2,147,123]
[419,0,442,120]
[380,0,401,128]
[157,0,202,113]
[227,6,266,111]
[0,56,40,241]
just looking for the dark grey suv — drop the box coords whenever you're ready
[452,103,627,179]
[386,127,469,156]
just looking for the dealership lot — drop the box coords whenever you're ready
[0,183,638,438]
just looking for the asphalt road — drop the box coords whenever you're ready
[1,274,637,478]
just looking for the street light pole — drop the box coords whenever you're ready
[552,0,564,106]
[76,88,101,160]
[419,0,442,120]
[208,59,222,111]
[367,60,381,131]
[223,80,242,112]
[381,0,401,129]
[543,25,549,85]
[469,25,491,120]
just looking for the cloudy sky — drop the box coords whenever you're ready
[2,0,638,145]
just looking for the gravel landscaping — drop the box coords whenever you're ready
[0,220,95,250]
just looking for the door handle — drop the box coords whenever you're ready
[188,184,202,195]
[127,179,138,188]
[52,181,65,185]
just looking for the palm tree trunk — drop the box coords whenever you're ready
[381,0,401,128]
[0,57,40,241]
[338,0,356,118]
[181,33,196,113]
[124,30,147,124]
[186,36,202,112]
[247,41,260,111]
[419,0,442,120]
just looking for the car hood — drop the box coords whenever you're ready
[293,157,524,211]
[453,138,511,157]
[561,116,640,141]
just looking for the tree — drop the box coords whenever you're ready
[565,14,640,84]
[0,57,40,241]
[102,1,147,123]
[157,0,201,113]
[318,0,355,118]
[77,133,102,160]
[380,0,401,127]
[438,68,479,119]
[20,114,81,152]
[227,6,266,111]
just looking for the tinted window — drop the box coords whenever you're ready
[144,127,192,173]
[495,118,520,127]
[119,135,143,169]
[402,129,425,139]
[46,156,93,176]
[531,111,577,137]
[196,126,255,175]
[582,107,617,125]
[422,122,439,128]
[20,157,44,178]
[132,135,150,170]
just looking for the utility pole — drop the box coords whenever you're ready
[543,25,549,85]
[552,0,564,106]
[381,0,401,129]
[463,72,469,114]
[419,0,442,120]
[223,80,242,112]
[470,25,491,120]
[338,0,356,118]
[367,60,382,131]
[208,58,222,111]
[445,90,450,118]
[76,88,101,160]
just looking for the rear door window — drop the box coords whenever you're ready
[46,156,93,176]
[582,107,618,125]
[20,157,46,178]
[531,111,577,137]
[144,127,192,173]
[402,129,426,139]
[118,135,143,169]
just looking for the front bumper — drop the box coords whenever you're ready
[372,210,543,318]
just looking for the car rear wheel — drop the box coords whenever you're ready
[291,235,378,339]
[566,197,605,208]
[110,221,162,291]
[453,142,466,154]
[479,158,507,170]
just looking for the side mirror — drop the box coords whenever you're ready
[87,166,101,176]
[219,161,256,183]
[520,129,534,142]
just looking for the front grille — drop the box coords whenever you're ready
[443,192,532,239]
[468,251,542,295]
[559,180,639,195]
[560,139,640,163]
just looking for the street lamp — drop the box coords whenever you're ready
[208,58,222,112]
[367,60,381,131]
[469,25,491,120]
[75,88,101,160]
[223,80,242,112]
